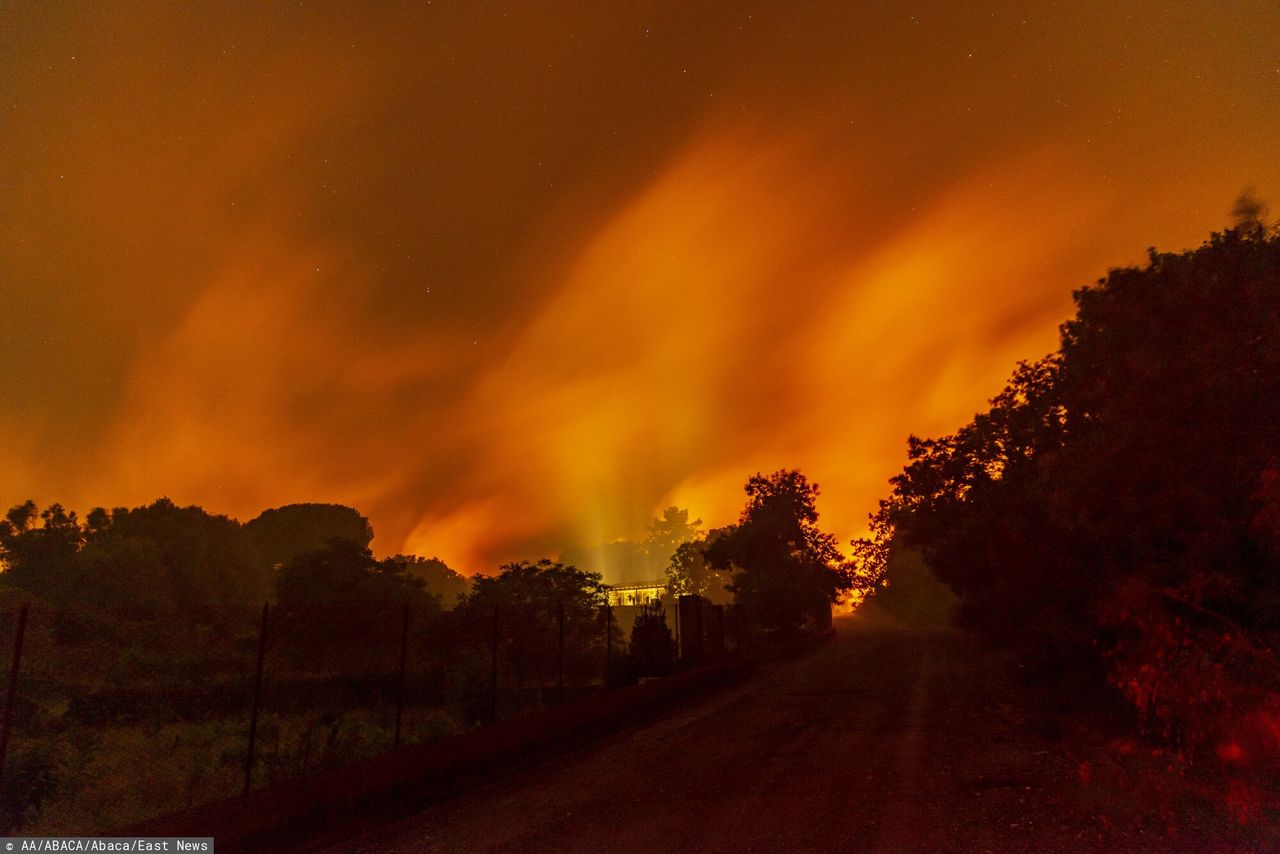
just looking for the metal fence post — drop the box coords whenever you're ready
[0,603,30,783]
[394,603,411,747]
[556,600,565,704]
[605,601,612,685]
[674,596,682,661]
[243,602,269,796]
[489,605,499,725]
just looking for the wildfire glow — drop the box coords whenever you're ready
[2,4,1277,577]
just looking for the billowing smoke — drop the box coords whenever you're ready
[2,3,1276,575]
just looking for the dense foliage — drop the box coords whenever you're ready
[273,539,436,668]
[875,224,1280,763]
[0,483,841,831]
[706,470,849,632]
[628,601,677,677]
[452,559,609,700]
[664,528,734,603]
[391,554,470,607]
[245,503,374,569]
[0,498,268,615]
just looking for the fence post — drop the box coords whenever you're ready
[670,599,680,665]
[0,603,30,783]
[695,597,705,661]
[489,605,499,725]
[556,600,565,704]
[243,602,269,796]
[394,602,411,747]
[604,601,612,685]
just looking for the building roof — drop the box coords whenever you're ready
[606,579,667,591]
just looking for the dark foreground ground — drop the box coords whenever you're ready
[330,612,1273,853]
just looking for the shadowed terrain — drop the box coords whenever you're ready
[333,612,1249,853]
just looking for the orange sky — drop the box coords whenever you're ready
[3,2,1278,577]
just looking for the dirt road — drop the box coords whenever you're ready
[333,613,1244,852]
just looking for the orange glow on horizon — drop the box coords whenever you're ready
[3,4,1278,579]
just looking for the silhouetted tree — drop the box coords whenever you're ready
[59,536,171,615]
[87,498,268,612]
[454,559,607,693]
[665,528,734,603]
[628,601,676,677]
[1,498,266,614]
[0,502,83,600]
[877,222,1280,757]
[391,555,469,607]
[644,506,702,570]
[274,539,434,669]
[245,503,374,570]
[706,470,849,633]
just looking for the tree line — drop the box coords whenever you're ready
[0,499,465,627]
[861,208,1280,778]
[0,465,873,656]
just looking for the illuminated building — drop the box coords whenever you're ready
[604,580,667,608]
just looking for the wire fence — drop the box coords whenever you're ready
[0,592,741,835]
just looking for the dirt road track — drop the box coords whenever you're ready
[331,613,1246,853]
